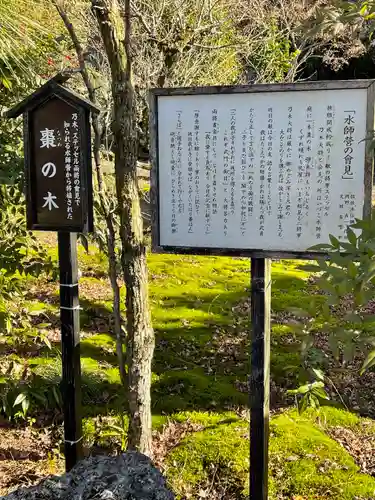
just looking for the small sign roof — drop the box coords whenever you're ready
[6,74,100,118]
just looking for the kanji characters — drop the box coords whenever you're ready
[40,128,56,148]
[42,192,58,210]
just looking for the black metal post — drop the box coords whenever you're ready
[250,257,271,500]
[58,232,83,471]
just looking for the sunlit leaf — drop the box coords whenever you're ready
[329,234,340,249]
[308,244,332,252]
[287,381,324,395]
[298,394,309,414]
[348,261,357,279]
[13,392,27,406]
[347,228,357,246]
[312,387,330,400]
[312,368,324,381]
[22,396,29,415]
[360,349,375,375]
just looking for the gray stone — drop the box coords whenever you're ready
[2,452,175,500]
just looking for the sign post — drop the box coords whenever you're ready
[250,257,271,500]
[149,80,375,499]
[58,232,82,470]
[7,75,99,471]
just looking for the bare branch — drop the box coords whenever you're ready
[131,6,153,36]
[189,42,239,50]
[52,0,97,105]
[125,0,132,76]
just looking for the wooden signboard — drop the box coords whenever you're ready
[150,80,375,500]
[150,80,375,259]
[7,78,96,233]
[7,76,99,472]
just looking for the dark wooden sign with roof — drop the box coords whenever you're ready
[7,76,99,233]
[7,75,100,472]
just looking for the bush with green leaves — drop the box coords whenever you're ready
[0,184,56,344]
[0,355,61,421]
[289,216,375,412]
[245,16,301,83]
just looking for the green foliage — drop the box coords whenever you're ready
[270,410,375,499]
[313,0,375,39]
[0,119,23,184]
[0,184,55,349]
[0,0,64,83]
[2,305,52,349]
[165,409,375,499]
[0,234,373,495]
[287,379,330,415]
[0,1,77,183]
[247,17,301,83]
[166,416,249,499]
[0,355,61,421]
[290,217,375,412]
[98,413,128,451]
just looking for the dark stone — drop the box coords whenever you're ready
[2,452,175,500]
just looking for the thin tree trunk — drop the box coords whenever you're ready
[53,0,127,390]
[92,0,154,456]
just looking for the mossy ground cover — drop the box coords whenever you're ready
[1,240,375,498]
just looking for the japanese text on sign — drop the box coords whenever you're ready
[32,97,84,229]
[155,88,369,252]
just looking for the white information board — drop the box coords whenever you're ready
[151,82,374,256]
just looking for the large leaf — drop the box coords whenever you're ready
[287,381,324,395]
[298,264,322,273]
[360,349,375,375]
[346,227,357,246]
[311,368,324,381]
[329,234,340,249]
[362,313,375,324]
[298,394,309,414]
[30,389,47,406]
[312,387,330,400]
[13,392,27,406]
[339,241,357,253]
[360,261,375,285]
[287,307,310,318]
[348,261,358,279]
[21,396,29,415]
[308,244,333,251]
[343,312,362,323]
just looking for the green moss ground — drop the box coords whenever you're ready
[3,244,375,499]
[165,408,375,499]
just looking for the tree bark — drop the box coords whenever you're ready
[53,0,127,391]
[92,0,154,456]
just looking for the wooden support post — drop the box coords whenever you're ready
[58,232,83,471]
[250,257,271,500]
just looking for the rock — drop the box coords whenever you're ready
[2,452,175,500]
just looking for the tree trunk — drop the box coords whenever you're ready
[92,0,154,456]
[53,0,127,391]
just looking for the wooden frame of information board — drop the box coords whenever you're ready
[150,79,375,260]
